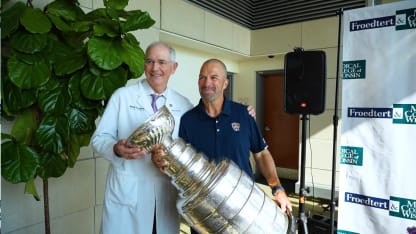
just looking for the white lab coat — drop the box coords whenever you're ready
[92,78,193,234]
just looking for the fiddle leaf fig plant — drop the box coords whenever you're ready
[1,0,155,232]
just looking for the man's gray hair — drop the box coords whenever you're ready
[145,41,176,62]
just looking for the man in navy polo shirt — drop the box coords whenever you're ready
[179,58,292,234]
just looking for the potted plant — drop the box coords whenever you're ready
[1,0,155,233]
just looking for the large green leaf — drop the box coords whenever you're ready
[35,115,69,154]
[13,50,45,64]
[38,79,70,114]
[120,36,145,77]
[105,8,120,20]
[80,67,127,100]
[104,0,128,10]
[68,71,101,109]
[11,108,37,145]
[92,19,119,37]
[21,8,52,34]
[38,152,67,179]
[47,14,73,31]
[1,133,14,141]
[121,10,155,32]
[51,18,91,36]
[68,107,97,133]
[47,36,73,61]
[1,141,40,184]
[58,31,90,49]
[54,51,86,75]
[87,37,123,70]
[7,53,50,89]
[1,1,27,39]
[67,133,91,168]
[78,132,93,147]
[85,8,107,20]
[1,76,37,114]
[48,13,91,33]
[123,32,140,46]
[70,21,92,33]
[47,39,87,75]
[67,134,81,168]
[10,30,48,54]
[46,0,85,21]
[25,179,41,201]
[67,133,93,168]
[1,0,153,196]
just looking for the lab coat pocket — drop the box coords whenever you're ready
[107,173,139,208]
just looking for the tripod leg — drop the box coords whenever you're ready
[298,212,309,234]
[287,212,297,234]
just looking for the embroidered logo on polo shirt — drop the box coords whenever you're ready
[231,122,240,132]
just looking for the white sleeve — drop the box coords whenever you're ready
[90,91,123,165]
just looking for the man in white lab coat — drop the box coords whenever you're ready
[91,41,193,234]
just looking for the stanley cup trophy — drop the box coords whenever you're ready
[127,106,295,234]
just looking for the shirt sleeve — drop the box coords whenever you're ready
[91,91,123,165]
[178,115,188,141]
[248,114,268,154]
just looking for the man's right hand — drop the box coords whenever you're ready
[113,139,146,160]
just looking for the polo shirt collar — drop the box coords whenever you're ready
[196,96,232,118]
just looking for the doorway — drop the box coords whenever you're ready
[257,71,300,179]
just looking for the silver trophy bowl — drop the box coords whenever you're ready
[127,106,294,234]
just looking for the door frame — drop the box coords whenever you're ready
[255,70,281,129]
[255,70,299,180]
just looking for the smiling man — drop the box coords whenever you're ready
[91,42,193,234]
[178,58,293,234]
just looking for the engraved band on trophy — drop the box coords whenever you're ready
[127,106,294,234]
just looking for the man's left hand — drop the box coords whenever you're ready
[151,145,169,173]
[247,105,256,119]
[274,189,293,215]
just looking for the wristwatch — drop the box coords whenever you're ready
[271,185,285,195]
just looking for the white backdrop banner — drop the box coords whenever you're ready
[338,0,416,233]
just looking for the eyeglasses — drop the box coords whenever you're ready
[144,59,172,67]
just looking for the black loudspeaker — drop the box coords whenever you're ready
[284,49,326,114]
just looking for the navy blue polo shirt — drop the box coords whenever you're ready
[178,98,268,177]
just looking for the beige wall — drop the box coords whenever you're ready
[160,0,251,56]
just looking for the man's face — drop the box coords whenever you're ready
[198,61,228,102]
[144,45,178,92]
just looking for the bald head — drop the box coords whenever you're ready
[200,58,227,77]
[198,59,229,103]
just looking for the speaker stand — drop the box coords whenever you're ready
[297,114,310,234]
[329,9,344,234]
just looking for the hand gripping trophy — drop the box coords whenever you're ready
[127,106,295,234]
